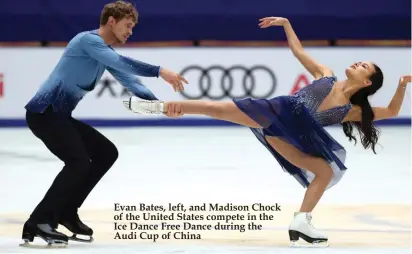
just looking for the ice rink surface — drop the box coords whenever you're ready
[0,126,410,253]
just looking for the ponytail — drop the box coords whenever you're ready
[342,92,379,153]
[341,64,383,154]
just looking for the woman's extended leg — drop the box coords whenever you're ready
[127,98,262,128]
[166,100,261,127]
[127,96,264,127]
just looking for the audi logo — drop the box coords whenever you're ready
[179,65,277,100]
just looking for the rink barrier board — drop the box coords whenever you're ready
[0,117,409,127]
[0,47,410,119]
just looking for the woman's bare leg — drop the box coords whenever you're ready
[164,100,262,128]
[264,136,333,212]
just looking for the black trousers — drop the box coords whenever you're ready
[26,106,118,225]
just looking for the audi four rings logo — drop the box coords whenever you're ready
[179,65,277,100]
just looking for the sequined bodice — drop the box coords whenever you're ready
[293,76,352,126]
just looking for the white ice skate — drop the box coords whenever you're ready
[288,212,329,248]
[123,96,164,115]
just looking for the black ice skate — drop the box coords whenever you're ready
[288,212,329,248]
[59,214,94,243]
[20,221,68,248]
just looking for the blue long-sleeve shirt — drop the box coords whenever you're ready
[25,29,160,115]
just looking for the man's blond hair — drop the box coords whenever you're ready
[100,1,138,25]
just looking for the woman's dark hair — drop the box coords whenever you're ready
[341,64,384,154]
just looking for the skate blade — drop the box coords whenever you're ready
[20,234,69,248]
[19,241,68,249]
[123,101,131,110]
[289,241,330,248]
[123,101,143,114]
[69,234,94,243]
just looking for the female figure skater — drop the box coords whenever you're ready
[124,17,411,246]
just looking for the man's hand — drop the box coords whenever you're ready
[159,68,188,92]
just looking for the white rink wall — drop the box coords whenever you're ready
[0,47,410,126]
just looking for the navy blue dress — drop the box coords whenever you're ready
[233,76,352,190]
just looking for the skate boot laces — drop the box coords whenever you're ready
[142,100,162,114]
[306,213,315,229]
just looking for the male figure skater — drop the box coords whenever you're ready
[21,0,187,247]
